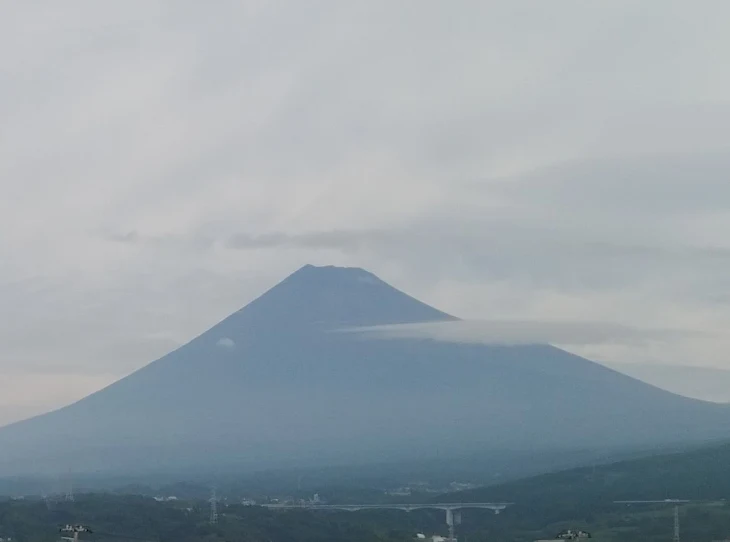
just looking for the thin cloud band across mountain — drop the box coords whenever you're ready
[342,319,700,347]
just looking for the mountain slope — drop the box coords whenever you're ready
[1,264,730,476]
[444,439,730,504]
[431,441,730,542]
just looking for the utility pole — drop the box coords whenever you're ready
[673,504,680,542]
[65,469,74,502]
[210,488,218,525]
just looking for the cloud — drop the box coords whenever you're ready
[2,0,730,422]
[220,207,730,297]
[216,337,236,350]
[106,230,140,243]
[492,151,730,221]
[347,320,699,348]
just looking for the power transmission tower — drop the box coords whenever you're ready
[615,499,687,542]
[209,488,218,525]
[65,470,74,502]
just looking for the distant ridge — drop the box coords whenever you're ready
[444,438,730,504]
[0,264,729,476]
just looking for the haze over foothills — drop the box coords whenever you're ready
[3,1,730,425]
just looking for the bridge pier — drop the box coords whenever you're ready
[445,507,462,541]
[446,508,454,541]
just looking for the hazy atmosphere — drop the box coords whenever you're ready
[3,1,730,425]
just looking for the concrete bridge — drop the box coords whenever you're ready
[263,502,512,513]
[263,502,514,541]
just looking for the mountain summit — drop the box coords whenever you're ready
[219,264,457,331]
[0,265,729,476]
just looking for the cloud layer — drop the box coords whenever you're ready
[3,1,730,422]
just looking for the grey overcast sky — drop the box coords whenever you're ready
[2,0,730,424]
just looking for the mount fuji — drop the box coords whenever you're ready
[1,264,729,476]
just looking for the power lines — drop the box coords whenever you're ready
[614,499,692,542]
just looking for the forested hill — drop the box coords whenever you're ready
[0,494,414,542]
[442,440,730,505]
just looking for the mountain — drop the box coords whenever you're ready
[1,264,730,476]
